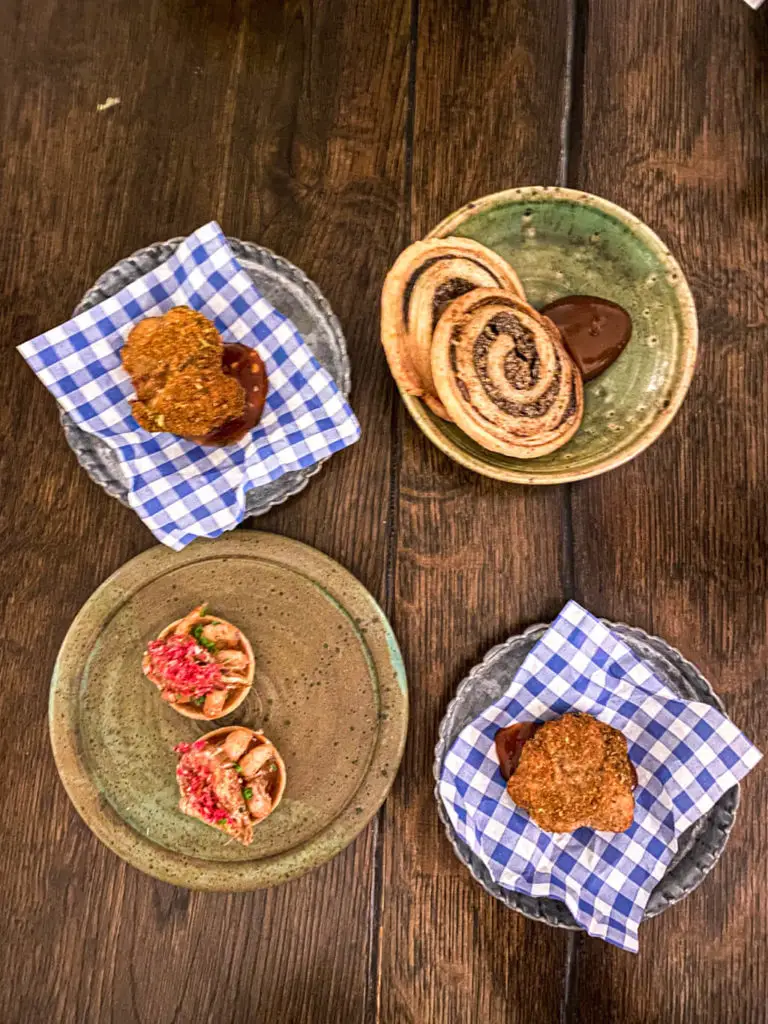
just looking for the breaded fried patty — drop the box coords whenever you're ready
[505,713,635,833]
[122,306,245,438]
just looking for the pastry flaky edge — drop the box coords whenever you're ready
[380,236,525,416]
[430,288,584,458]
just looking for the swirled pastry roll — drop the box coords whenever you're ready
[381,238,525,418]
[431,289,584,458]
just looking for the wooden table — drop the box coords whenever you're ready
[2,0,766,1021]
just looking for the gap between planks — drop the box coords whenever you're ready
[559,0,589,1019]
[366,0,420,1019]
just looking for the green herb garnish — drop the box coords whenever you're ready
[192,695,206,707]
[191,624,217,653]
[234,763,243,774]
[243,787,253,799]
[269,763,277,772]
[217,818,227,825]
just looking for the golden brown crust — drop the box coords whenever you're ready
[131,370,245,437]
[380,238,525,407]
[122,306,246,439]
[430,288,584,458]
[506,714,635,833]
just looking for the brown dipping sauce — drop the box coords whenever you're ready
[541,295,632,381]
[495,722,540,782]
[198,343,268,446]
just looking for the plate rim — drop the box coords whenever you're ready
[401,185,699,484]
[50,532,408,890]
[433,618,739,930]
[61,235,351,516]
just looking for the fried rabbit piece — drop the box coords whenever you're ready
[132,369,244,438]
[506,713,635,833]
[122,306,245,439]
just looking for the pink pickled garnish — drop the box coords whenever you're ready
[146,634,223,700]
[174,742,192,755]
[176,749,239,827]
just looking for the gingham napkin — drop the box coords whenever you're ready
[17,222,361,549]
[438,601,761,952]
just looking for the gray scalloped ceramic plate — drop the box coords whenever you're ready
[434,621,738,929]
[50,532,408,890]
[61,237,350,517]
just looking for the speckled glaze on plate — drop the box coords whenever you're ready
[401,187,698,484]
[50,533,407,889]
[61,237,351,517]
[434,621,738,929]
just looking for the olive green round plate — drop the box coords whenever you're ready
[50,532,408,889]
[402,186,698,484]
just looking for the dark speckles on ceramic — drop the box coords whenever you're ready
[50,533,408,889]
[402,186,698,484]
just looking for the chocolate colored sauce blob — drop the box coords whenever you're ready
[541,295,632,381]
[198,343,268,446]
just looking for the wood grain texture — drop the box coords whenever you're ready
[567,1,768,1021]
[375,1,573,1021]
[3,0,767,1020]
[0,0,409,1021]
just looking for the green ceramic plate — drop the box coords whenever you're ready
[401,186,698,483]
[50,533,408,889]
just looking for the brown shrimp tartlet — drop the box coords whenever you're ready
[175,727,287,844]
[142,604,254,719]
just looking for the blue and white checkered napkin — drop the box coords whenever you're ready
[18,222,361,549]
[438,601,761,952]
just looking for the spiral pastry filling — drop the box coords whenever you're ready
[432,289,584,458]
[381,238,525,417]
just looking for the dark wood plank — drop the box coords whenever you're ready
[567,1,768,1021]
[0,0,409,1021]
[376,1,575,1021]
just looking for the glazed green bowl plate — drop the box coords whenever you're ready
[401,186,698,484]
